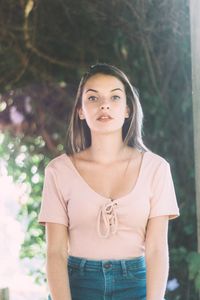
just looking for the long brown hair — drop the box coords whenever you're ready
[65,63,149,154]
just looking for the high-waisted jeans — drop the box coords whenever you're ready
[48,255,146,300]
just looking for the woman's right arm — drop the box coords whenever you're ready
[46,223,72,300]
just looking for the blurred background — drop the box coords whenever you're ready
[0,0,199,299]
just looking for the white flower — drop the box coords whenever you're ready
[167,278,179,291]
[10,106,24,124]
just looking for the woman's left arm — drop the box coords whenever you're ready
[145,215,169,300]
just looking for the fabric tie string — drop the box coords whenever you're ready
[97,200,118,238]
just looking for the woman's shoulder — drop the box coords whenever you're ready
[145,149,170,168]
[45,153,70,171]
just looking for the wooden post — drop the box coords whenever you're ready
[189,0,200,253]
[0,288,9,300]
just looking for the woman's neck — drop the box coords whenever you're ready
[86,131,130,164]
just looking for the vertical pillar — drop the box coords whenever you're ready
[189,0,200,253]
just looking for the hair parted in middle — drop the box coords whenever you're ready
[65,63,148,155]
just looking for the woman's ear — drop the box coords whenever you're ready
[78,107,85,120]
[125,105,130,118]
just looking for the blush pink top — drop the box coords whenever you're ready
[38,150,180,259]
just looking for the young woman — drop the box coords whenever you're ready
[38,63,180,300]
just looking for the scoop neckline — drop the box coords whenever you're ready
[64,150,148,202]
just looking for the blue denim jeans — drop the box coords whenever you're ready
[48,255,146,300]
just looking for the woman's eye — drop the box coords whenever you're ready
[112,95,120,100]
[88,96,97,101]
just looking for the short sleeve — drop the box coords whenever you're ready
[38,166,69,227]
[149,160,180,220]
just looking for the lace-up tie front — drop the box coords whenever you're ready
[97,200,118,238]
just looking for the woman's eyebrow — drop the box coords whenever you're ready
[85,88,98,93]
[85,88,123,93]
[110,88,123,92]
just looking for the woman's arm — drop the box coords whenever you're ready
[46,223,72,300]
[145,215,169,300]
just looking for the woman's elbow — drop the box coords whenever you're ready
[145,241,169,260]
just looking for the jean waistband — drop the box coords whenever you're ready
[67,255,145,272]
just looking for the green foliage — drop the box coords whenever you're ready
[187,252,200,291]
[0,131,53,284]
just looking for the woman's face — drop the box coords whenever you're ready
[78,74,130,134]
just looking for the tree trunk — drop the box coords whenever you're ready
[0,288,9,300]
[189,0,200,253]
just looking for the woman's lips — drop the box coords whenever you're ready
[97,118,113,122]
[97,116,113,122]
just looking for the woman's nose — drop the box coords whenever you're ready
[100,99,110,110]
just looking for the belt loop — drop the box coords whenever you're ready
[120,260,127,277]
[79,259,87,276]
